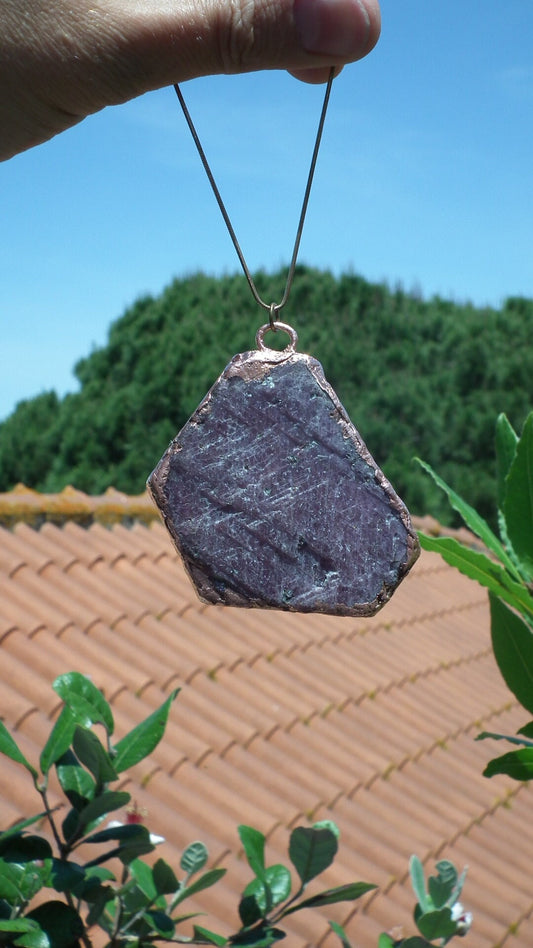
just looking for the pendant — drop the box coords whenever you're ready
[148,322,419,616]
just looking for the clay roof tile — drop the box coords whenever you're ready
[1,514,531,947]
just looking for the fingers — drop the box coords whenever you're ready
[0,0,381,159]
[113,0,381,87]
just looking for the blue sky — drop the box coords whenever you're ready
[2,1,532,421]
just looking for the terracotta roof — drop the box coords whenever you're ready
[1,508,532,947]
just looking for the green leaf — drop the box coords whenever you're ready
[288,827,337,887]
[62,809,81,845]
[0,920,42,933]
[40,708,76,776]
[80,865,115,884]
[0,920,49,948]
[0,814,48,845]
[174,868,226,905]
[239,894,263,928]
[73,866,115,901]
[0,722,38,778]
[503,413,533,582]
[428,876,451,909]
[0,836,52,905]
[84,823,154,865]
[85,821,149,845]
[418,534,533,619]
[312,820,340,840]
[0,862,22,901]
[55,752,96,810]
[128,858,156,899]
[169,911,201,926]
[264,865,291,907]
[112,689,179,772]
[26,902,84,948]
[230,924,285,947]
[428,860,457,909]
[490,592,533,715]
[238,826,266,881]
[86,883,114,928]
[77,790,131,829]
[181,840,209,877]
[244,865,292,914]
[329,920,353,948]
[496,413,518,510]
[0,857,50,902]
[476,730,533,747]
[72,727,118,785]
[483,747,533,780]
[402,940,432,948]
[49,859,86,893]
[120,880,152,915]
[282,882,376,916]
[450,865,467,907]
[193,924,228,946]
[53,672,114,735]
[13,929,50,948]
[409,855,428,912]
[377,936,395,948]
[416,907,457,941]
[119,834,156,865]
[153,858,179,894]
[415,458,521,578]
[144,909,175,936]
[434,859,457,886]
[0,835,51,863]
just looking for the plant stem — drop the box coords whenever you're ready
[67,890,94,948]
[36,783,65,856]
[270,885,305,923]
[108,866,129,947]
[36,784,93,948]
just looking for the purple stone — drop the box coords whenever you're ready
[148,344,419,616]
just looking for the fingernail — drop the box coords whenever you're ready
[294,0,370,59]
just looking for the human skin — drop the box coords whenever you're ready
[0,0,380,160]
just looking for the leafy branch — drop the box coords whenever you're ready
[0,672,395,948]
[418,411,533,782]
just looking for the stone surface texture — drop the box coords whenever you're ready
[148,347,419,615]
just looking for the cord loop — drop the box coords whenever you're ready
[173,69,334,317]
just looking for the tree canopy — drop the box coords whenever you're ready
[1,267,531,525]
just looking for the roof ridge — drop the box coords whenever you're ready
[0,485,158,529]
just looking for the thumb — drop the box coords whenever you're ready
[122,0,381,87]
[0,0,380,159]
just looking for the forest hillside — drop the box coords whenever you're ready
[1,267,532,525]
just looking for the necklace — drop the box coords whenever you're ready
[148,75,420,616]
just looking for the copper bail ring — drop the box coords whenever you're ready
[256,321,298,353]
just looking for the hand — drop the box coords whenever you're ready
[0,0,380,161]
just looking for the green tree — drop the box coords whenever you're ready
[1,268,531,525]
[0,391,60,488]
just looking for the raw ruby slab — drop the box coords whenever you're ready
[148,349,419,615]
